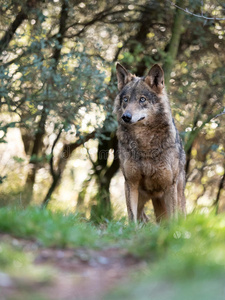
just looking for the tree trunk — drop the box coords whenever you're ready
[76,178,91,211]
[23,107,47,205]
[163,0,185,87]
[23,0,69,206]
[214,165,225,214]
[42,174,61,208]
[90,134,119,220]
[0,0,39,54]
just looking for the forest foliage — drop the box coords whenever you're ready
[0,0,225,218]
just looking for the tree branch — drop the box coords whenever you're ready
[52,0,68,64]
[65,8,144,38]
[41,130,96,208]
[0,0,39,55]
[167,0,225,21]
[49,128,63,180]
[213,107,225,119]
[57,131,96,173]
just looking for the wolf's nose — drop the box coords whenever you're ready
[122,112,132,123]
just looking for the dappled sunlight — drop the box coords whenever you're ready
[0,0,225,298]
[1,0,225,215]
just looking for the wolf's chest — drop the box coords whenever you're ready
[121,154,177,192]
[140,163,174,193]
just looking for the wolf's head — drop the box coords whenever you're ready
[114,63,169,126]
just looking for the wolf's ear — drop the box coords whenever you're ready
[116,63,132,91]
[145,64,164,94]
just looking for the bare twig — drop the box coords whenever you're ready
[213,108,225,119]
[167,0,225,20]
[49,128,63,179]
[84,144,96,169]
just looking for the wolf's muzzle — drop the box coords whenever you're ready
[122,112,132,123]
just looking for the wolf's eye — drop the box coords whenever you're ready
[140,97,146,103]
[123,97,128,102]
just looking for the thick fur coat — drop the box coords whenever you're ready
[114,63,186,222]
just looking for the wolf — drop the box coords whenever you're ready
[114,63,186,223]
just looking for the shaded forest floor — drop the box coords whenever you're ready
[1,207,225,300]
[0,233,143,300]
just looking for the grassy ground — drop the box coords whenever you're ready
[0,207,225,299]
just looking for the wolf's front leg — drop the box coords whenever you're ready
[164,184,178,219]
[177,173,186,216]
[124,181,139,223]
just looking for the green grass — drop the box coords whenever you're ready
[0,207,100,248]
[0,242,29,270]
[1,207,225,300]
[0,206,137,249]
[105,213,225,300]
[0,241,52,300]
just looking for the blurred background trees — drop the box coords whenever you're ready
[0,0,225,219]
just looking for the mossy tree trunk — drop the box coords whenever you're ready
[163,0,185,88]
[214,163,225,214]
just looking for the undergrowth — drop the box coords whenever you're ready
[1,206,225,300]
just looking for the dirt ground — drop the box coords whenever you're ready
[0,234,144,300]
